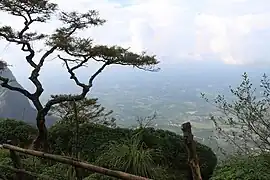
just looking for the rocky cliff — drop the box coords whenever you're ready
[0,67,56,127]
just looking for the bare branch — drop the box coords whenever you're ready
[88,61,110,86]
[58,55,89,88]
[43,59,111,117]
[43,92,89,116]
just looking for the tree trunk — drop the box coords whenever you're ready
[181,122,202,180]
[32,113,48,152]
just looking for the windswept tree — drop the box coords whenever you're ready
[202,72,270,156]
[0,0,159,151]
[50,95,116,127]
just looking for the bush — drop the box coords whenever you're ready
[0,118,37,147]
[0,149,14,179]
[38,163,73,180]
[0,119,217,179]
[48,123,130,161]
[211,153,270,180]
[49,123,217,179]
[95,134,169,179]
[137,127,217,180]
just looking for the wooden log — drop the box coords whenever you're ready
[181,122,202,180]
[2,144,151,180]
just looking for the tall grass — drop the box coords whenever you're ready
[95,132,168,179]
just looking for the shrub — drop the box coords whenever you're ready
[38,163,73,180]
[95,134,169,179]
[0,149,14,179]
[49,123,217,179]
[0,118,37,147]
[211,153,270,180]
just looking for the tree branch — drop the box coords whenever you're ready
[30,25,79,97]
[0,76,33,99]
[43,60,111,116]
[88,61,110,86]
[28,46,58,97]
[58,55,89,89]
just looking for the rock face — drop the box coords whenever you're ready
[0,68,56,127]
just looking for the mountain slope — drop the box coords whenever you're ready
[0,68,56,126]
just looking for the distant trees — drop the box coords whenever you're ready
[0,0,159,151]
[202,72,270,156]
[50,95,116,127]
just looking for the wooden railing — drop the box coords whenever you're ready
[0,142,151,180]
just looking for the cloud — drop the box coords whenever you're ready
[76,0,270,65]
[0,0,270,79]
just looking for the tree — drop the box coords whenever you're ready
[50,96,116,179]
[0,0,159,151]
[50,95,115,127]
[201,72,270,156]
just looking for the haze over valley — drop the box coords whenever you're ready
[27,60,268,147]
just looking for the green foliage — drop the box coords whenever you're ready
[0,149,13,179]
[83,173,117,180]
[0,118,217,179]
[211,153,270,180]
[21,157,49,175]
[49,123,217,180]
[49,123,129,161]
[0,118,37,147]
[0,0,57,22]
[95,133,168,179]
[202,72,270,155]
[50,96,115,127]
[138,127,217,180]
[0,149,9,159]
[38,163,74,180]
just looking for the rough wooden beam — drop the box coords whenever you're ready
[2,144,151,180]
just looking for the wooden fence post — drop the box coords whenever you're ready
[7,140,25,180]
[181,122,202,180]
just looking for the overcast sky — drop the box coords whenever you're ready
[0,0,270,83]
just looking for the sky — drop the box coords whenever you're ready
[0,0,270,84]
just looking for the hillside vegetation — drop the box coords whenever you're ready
[0,118,217,179]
